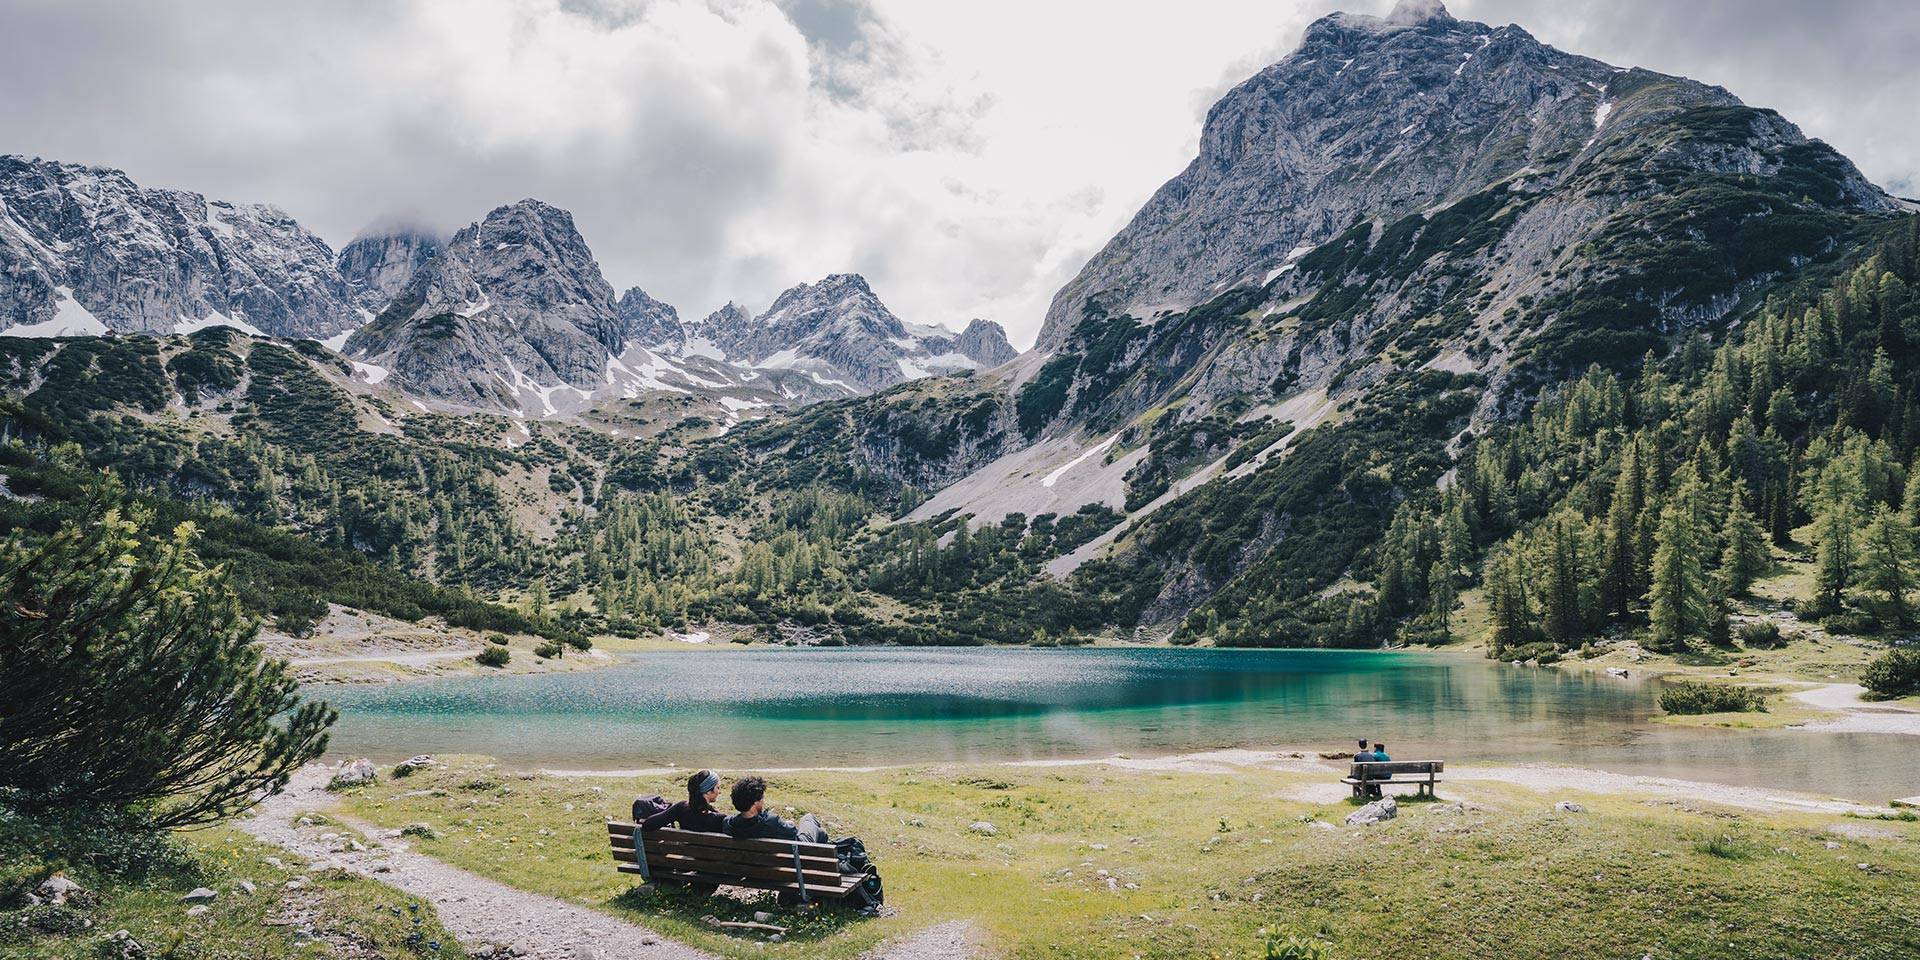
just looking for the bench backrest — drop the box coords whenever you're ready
[606,822,844,888]
[1348,760,1444,776]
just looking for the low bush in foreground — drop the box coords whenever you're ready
[1862,648,1920,700]
[1659,681,1769,715]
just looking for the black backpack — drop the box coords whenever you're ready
[632,794,671,823]
[833,837,870,873]
[833,838,883,910]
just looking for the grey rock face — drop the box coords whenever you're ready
[1036,0,1891,349]
[0,155,362,338]
[948,319,1019,369]
[614,286,683,349]
[683,274,1012,393]
[347,199,624,412]
[337,227,441,315]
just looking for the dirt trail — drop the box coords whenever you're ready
[1791,683,1920,736]
[242,765,980,959]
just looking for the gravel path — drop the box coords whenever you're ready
[1792,683,1920,735]
[860,920,980,960]
[241,765,714,960]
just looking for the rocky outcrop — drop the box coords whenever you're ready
[0,155,362,339]
[1036,0,1892,350]
[337,227,441,315]
[682,274,1015,393]
[948,318,1019,368]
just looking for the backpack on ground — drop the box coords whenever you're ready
[843,867,884,911]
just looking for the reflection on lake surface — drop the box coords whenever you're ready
[321,647,1919,801]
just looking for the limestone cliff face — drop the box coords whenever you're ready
[337,228,442,316]
[0,155,362,338]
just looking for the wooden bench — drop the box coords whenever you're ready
[1343,760,1444,799]
[606,822,864,903]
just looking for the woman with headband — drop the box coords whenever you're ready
[640,769,729,833]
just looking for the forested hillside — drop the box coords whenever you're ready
[1328,217,1920,655]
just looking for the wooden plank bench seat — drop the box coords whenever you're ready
[606,822,863,902]
[1342,760,1444,799]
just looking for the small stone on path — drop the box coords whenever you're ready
[180,887,218,903]
[1555,801,1585,813]
[968,821,997,836]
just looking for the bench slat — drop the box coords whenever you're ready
[610,846,848,884]
[608,823,839,859]
[614,836,840,870]
[1346,760,1443,775]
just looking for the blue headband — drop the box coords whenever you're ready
[694,772,720,795]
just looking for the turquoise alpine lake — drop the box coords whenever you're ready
[319,647,1918,801]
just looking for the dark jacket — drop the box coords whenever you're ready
[641,800,727,833]
[726,809,828,843]
[725,809,804,841]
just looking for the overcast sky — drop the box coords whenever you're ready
[3,0,1915,348]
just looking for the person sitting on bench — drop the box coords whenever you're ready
[725,776,829,843]
[1370,742,1391,762]
[641,769,729,833]
[1354,739,1378,761]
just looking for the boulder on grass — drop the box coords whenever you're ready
[327,758,378,790]
[35,874,86,906]
[1345,796,1397,826]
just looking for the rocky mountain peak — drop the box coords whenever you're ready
[1035,2,1890,350]
[615,286,683,349]
[953,319,1019,369]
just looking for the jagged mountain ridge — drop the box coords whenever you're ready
[678,274,1016,393]
[345,202,1015,416]
[0,154,1010,420]
[0,155,364,339]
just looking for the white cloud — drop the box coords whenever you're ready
[1,0,1913,350]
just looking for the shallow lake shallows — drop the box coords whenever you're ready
[321,647,1917,800]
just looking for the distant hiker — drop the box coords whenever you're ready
[725,775,830,843]
[640,769,729,833]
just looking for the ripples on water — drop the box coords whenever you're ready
[321,647,1918,801]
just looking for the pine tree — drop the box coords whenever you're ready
[1859,504,1916,626]
[1649,492,1707,649]
[1426,559,1456,642]
[1813,502,1858,615]
[1542,518,1581,647]
[1718,480,1771,596]
[0,495,335,827]
[1485,548,1532,654]
[1601,438,1643,617]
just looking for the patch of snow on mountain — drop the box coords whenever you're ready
[3,287,107,337]
[1041,433,1121,488]
[351,360,390,384]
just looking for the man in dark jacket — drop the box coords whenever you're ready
[725,776,829,843]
